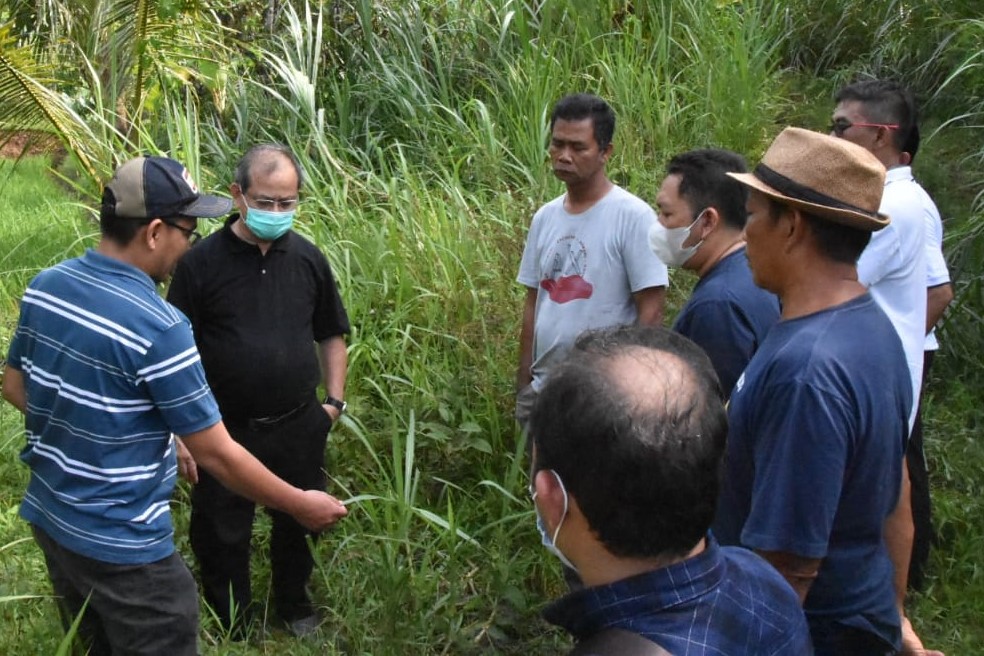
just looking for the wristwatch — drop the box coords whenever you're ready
[324,395,347,414]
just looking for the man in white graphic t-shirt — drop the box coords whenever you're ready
[515,93,668,433]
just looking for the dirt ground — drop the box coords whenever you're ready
[0,131,65,160]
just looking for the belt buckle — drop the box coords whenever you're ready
[247,402,305,431]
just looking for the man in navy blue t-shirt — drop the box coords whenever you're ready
[714,128,912,655]
[649,148,779,395]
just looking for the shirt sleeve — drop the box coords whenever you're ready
[923,206,950,287]
[140,322,220,437]
[517,209,544,288]
[674,299,756,395]
[623,204,669,292]
[166,255,199,330]
[857,222,901,287]
[739,380,852,559]
[7,311,26,370]
[312,253,351,341]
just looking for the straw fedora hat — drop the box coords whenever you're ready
[728,127,890,232]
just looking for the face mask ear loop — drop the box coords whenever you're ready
[550,470,570,545]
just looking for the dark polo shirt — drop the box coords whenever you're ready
[168,215,350,422]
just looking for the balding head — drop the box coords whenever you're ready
[530,325,727,560]
[234,144,304,194]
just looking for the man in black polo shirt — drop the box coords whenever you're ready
[168,144,350,638]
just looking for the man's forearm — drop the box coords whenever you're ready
[184,422,304,510]
[885,464,914,612]
[757,549,821,605]
[1,365,26,414]
[517,287,537,390]
[926,283,954,334]
[319,336,348,400]
[181,421,346,530]
[633,286,666,326]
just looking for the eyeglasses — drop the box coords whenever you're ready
[243,193,299,212]
[829,118,900,137]
[162,219,202,245]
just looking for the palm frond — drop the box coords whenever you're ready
[0,24,99,179]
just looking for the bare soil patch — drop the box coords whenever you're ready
[0,130,65,160]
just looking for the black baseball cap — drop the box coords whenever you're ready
[104,156,232,219]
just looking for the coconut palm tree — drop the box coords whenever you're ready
[0,0,235,185]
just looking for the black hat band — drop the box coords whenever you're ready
[754,164,880,219]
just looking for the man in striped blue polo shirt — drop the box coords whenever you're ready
[1,156,348,655]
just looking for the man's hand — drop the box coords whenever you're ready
[174,436,198,484]
[322,403,341,424]
[900,613,944,656]
[293,490,348,532]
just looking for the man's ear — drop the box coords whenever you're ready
[874,125,896,151]
[699,207,722,238]
[784,209,809,253]
[533,469,568,533]
[600,142,614,163]
[229,183,247,215]
[143,218,164,251]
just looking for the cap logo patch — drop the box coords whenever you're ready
[181,168,200,194]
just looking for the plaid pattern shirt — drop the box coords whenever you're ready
[543,537,813,655]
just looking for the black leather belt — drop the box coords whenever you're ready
[244,401,308,431]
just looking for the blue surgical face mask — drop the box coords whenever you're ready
[530,470,578,572]
[243,199,295,242]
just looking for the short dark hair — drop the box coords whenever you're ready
[549,93,616,151]
[667,149,749,229]
[902,124,921,163]
[529,325,727,560]
[99,187,150,246]
[768,200,871,264]
[835,79,918,153]
[234,143,304,193]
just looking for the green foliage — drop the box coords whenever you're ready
[907,370,984,652]
[2,0,984,653]
[0,0,238,187]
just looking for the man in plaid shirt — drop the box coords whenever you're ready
[528,324,811,655]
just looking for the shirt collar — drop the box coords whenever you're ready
[222,213,292,253]
[885,165,914,185]
[82,248,156,291]
[542,535,725,640]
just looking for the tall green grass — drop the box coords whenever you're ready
[2,0,984,653]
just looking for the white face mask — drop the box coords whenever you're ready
[530,470,578,572]
[649,209,707,267]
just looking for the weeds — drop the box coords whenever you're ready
[1,1,983,654]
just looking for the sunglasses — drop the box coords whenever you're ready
[829,118,900,137]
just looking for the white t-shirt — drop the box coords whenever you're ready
[913,168,951,351]
[858,166,928,429]
[518,186,668,390]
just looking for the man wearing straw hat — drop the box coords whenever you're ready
[713,128,911,655]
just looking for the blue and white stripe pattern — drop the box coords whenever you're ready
[7,249,220,564]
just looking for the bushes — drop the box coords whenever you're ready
[2,0,984,652]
